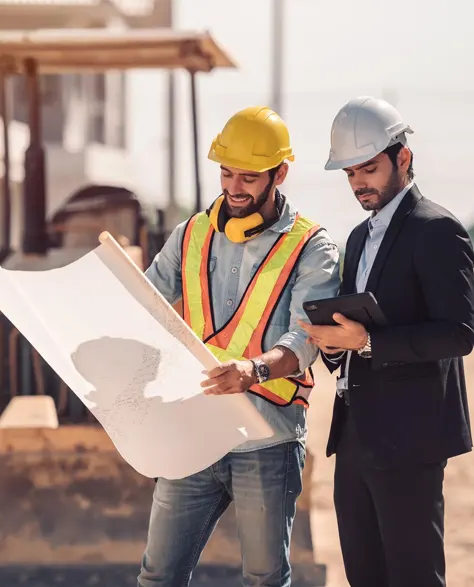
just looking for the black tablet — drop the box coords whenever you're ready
[302,292,387,328]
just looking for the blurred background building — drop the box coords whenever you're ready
[2,0,473,250]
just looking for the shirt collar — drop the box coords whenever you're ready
[369,181,414,232]
[269,195,298,234]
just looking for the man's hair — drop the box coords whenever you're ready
[383,142,415,181]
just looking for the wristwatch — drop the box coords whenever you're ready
[250,358,270,384]
[357,333,372,359]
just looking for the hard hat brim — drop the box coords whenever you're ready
[208,149,294,173]
[324,152,380,171]
[324,128,414,171]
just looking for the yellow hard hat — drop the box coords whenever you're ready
[208,106,294,173]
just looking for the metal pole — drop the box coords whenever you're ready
[166,0,176,208]
[272,0,284,115]
[190,71,202,214]
[168,72,176,206]
[0,71,11,262]
[22,58,47,255]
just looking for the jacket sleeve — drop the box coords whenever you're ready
[370,216,474,369]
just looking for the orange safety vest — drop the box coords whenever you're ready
[181,212,321,407]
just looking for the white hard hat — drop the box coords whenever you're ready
[325,96,414,171]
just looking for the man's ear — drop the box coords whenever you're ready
[274,163,289,186]
[397,146,412,175]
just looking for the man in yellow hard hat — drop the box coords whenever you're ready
[138,106,340,587]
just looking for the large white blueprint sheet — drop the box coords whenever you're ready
[0,233,274,479]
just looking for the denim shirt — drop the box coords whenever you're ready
[145,197,341,452]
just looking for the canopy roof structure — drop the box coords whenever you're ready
[0,28,238,260]
[0,28,237,74]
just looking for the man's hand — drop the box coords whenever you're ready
[201,359,256,395]
[298,313,368,352]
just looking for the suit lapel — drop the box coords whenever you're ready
[364,185,422,293]
[343,221,369,294]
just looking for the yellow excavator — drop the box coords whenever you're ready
[0,28,326,586]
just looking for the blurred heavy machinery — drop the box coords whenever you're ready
[0,28,326,587]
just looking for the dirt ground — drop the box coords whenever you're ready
[307,351,474,587]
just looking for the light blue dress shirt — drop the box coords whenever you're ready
[145,197,341,451]
[335,182,414,394]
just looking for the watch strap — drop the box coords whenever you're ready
[357,333,372,358]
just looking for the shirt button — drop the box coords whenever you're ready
[231,267,238,274]
[226,299,233,306]
[374,244,378,249]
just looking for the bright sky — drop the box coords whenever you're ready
[172,0,474,247]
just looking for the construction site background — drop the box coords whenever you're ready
[0,1,473,586]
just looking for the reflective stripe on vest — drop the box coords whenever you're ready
[181,214,216,341]
[181,212,321,407]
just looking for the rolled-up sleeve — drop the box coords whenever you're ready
[274,229,341,374]
[144,222,186,305]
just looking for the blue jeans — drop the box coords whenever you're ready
[137,441,305,587]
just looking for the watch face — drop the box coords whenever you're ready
[258,363,270,381]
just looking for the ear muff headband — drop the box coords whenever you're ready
[206,191,285,243]
[206,195,265,243]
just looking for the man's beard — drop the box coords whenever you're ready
[224,181,272,219]
[355,169,403,212]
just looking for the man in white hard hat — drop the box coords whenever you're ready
[300,96,474,587]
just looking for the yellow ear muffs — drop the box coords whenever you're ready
[206,195,266,243]
[225,214,265,243]
[207,195,226,232]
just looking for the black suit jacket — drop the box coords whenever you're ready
[325,185,474,468]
